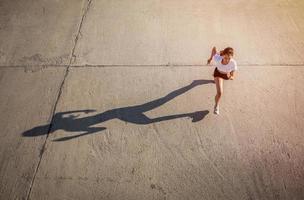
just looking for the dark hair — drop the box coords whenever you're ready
[222,47,234,56]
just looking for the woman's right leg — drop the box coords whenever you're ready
[214,77,223,108]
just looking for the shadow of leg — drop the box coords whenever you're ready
[53,127,106,142]
[190,111,209,122]
[150,110,209,123]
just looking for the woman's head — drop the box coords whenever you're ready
[221,47,234,60]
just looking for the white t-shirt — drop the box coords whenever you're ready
[213,53,237,73]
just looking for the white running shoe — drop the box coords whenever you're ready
[214,105,220,115]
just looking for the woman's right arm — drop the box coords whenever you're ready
[207,46,217,64]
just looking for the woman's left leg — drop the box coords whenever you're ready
[214,77,224,114]
[214,77,224,106]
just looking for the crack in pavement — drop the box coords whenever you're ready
[69,0,93,65]
[25,0,94,199]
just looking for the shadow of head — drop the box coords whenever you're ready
[22,125,49,137]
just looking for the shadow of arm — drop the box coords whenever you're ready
[56,110,96,116]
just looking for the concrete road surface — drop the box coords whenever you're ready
[0,0,304,200]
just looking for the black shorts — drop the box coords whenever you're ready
[213,67,229,80]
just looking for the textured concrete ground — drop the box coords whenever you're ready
[0,0,304,200]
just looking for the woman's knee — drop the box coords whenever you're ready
[217,90,223,97]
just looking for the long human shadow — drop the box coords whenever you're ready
[22,79,214,141]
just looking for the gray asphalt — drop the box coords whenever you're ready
[0,1,304,200]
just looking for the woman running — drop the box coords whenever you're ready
[207,47,237,115]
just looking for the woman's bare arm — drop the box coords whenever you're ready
[229,71,236,80]
[207,46,217,64]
